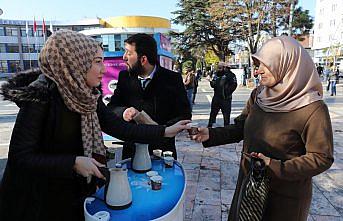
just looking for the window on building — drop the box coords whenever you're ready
[36,28,44,37]
[332,4,337,12]
[33,44,44,53]
[318,23,323,29]
[22,44,35,53]
[0,43,6,53]
[320,8,324,15]
[99,34,123,52]
[102,35,109,52]
[6,44,20,53]
[8,60,20,73]
[0,27,5,36]
[20,27,33,37]
[317,37,321,43]
[5,27,18,36]
[23,60,37,70]
[115,41,121,51]
[0,61,8,73]
[103,44,109,52]
[72,26,87,32]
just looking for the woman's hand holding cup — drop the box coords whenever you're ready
[190,127,210,143]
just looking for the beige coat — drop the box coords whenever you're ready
[204,89,334,221]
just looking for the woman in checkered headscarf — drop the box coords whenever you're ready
[0,30,190,221]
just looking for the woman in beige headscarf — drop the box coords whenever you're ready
[191,36,334,221]
[0,30,190,221]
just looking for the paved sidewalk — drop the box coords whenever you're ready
[175,80,343,221]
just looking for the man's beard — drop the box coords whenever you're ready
[128,60,144,77]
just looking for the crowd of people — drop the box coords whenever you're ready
[317,64,341,96]
[0,30,334,221]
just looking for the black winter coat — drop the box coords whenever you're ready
[108,66,191,159]
[0,71,166,221]
[210,70,237,100]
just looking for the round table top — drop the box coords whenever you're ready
[85,159,185,221]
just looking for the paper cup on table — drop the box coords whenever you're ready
[162,151,173,158]
[146,171,158,178]
[164,156,174,168]
[150,175,163,190]
[153,149,162,158]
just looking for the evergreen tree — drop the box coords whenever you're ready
[171,0,234,62]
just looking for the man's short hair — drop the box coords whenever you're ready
[125,33,158,65]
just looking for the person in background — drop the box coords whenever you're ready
[316,64,323,77]
[243,65,248,86]
[108,33,191,160]
[329,68,339,96]
[183,67,196,109]
[191,36,333,221]
[192,69,202,104]
[208,62,237,127]
[0,30,189,221]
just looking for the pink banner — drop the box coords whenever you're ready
[102,58,127,99]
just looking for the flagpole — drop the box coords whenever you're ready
[26,21,32,69]
[35,32,38,61]
[33,17,38,66]
[43,18,46,42]
[27,33,31,69]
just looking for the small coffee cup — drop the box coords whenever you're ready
[150,175,163,190]
[164,156,174,168]
[153,149,162,158]
[146,171,158,177]
[187,123,199,135]
[162,151,173,158]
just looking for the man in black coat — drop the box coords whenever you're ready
[107,34,192,159]
[208,62,237,127]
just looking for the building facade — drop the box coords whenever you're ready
[0,18,101,77]
[312,0,343,67]
[0,16,174,78]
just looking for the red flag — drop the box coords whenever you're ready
[42,18,46,35]
[33,17,37,33]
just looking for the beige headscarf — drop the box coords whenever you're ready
[252,36,323,112]
[39,29,105,157]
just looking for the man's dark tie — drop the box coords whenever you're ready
[140,78,151,90]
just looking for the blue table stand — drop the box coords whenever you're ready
[84,159,186,221]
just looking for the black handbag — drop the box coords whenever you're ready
[236,154,270,221]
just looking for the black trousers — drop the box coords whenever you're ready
[208,96,232,127]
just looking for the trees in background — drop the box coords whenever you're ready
[171,0,313,69]
[171,0,234,65]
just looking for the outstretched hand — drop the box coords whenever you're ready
[123,107,139,122]
[164,120,191,137]
[190,127,209,143]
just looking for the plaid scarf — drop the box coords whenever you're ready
[39,29,105,157]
